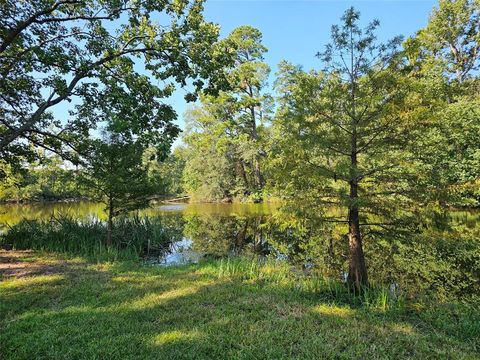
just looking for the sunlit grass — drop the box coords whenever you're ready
[152,330,203,346]
[1,274,65,290]
[1,251,479,359]
[312,304,355,317]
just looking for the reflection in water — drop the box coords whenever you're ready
[0,202,280,262]
[184,215,270,257]
[1,201,479,299]
[148,238,204,266]
[144,214,275,265]
[0,202,105,233]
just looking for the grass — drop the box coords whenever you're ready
[0,216,176,261]
[1,251,479,360]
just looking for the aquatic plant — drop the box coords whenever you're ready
[0,216,175,261]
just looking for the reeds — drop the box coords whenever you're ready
[1,215,173,261]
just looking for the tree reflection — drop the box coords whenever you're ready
[183,215,270,257]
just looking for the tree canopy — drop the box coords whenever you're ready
[0,0,230,170]
[182,25,271,202]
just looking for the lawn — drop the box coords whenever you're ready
[0,250,478,360]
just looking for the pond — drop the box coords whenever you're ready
[0,201,280,265]
[1,201,479,299]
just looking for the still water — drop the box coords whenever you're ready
[0,201,280,264]
[1,201,479,299]
[0,201,279,227]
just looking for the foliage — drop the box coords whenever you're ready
[145,146,187,196]
[365,221,480,301]
[411,97,480,206]
[0,155,82,202]
[1,5,480,355]
[182,26,271,201]
[0,0,230,167]
[1,216,173,261]
[183,94,241,201]
[81,135,156,244]
[404,0,480,82]
[402,0,480,207]
[270,8,414,288]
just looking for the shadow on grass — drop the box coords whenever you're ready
[0,254,478,360]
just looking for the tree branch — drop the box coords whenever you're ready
[0,0,82,53]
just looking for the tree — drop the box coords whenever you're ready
[0,152,82,202]
[271,8,408,289]
[182,26,271,201]
[403,0,480,207]
[227,26,272,190]
[0,0,229,168]
[145,146,187,197]
[82,135,154,245]
[404,0,480,83]
[183,93,243,201]
[74,61,182,244]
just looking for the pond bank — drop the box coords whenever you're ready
[1,250,478,359]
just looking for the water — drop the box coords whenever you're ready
[1,201,479,299]
[0,202,280,264]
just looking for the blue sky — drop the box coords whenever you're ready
[204,0,435,70]
[50,0,438,146]
[170,0,437,144]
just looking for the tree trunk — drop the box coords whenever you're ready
[249,105,264,190]
[235,159,249,192]
[106,197,113,246]
[346,153,368,290]
[346,197,368,290]
[253,158,264,189]
[347,112,368,289]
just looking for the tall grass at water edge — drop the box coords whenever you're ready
[0,216,173,261]
[216,257,407,312]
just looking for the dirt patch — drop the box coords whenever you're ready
[0,250,72,279]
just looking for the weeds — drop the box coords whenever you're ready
[0,216,173,261]
[216,257,406,311]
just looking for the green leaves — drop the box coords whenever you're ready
[82,136,155,218]
[182,26,271,201]
[406,0,480,82]
[270,9,419,269]
[0,0,228,167]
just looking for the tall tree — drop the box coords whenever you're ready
[403,0,480,206]
[271,8,408,289]
[183,92,240,201]
[228,26,271,190]
[0,0,229,168]
[182,26,271,201]
[404,0,480,83]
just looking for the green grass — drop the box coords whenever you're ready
[1,216,175,261]
[1,251,479,359]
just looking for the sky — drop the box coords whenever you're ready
[169,0,437,145]
[49,0,438,147]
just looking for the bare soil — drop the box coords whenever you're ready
[0,250,72,279]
